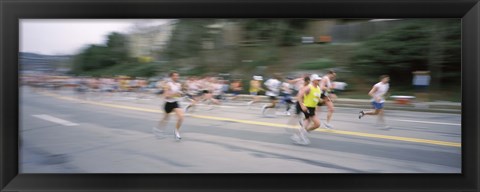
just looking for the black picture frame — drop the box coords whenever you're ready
[1,0,478,191]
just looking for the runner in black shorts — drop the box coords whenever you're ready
[164,101,180,114]
[302,106,316,118]
[290,74,323,145]
[294,76,311,116]
[153,71,185,140]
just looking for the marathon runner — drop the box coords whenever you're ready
[153,71,185,140]
[358,75,391,129]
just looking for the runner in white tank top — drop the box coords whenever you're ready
[320,70,337,129]
[153,71,185,140]
[262,73,282,116]
[359,75,391,129]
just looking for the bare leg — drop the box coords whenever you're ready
[326,100,334,124]
[267,100,277,108]
[185,97,197,112]
[173,108,184,131]
[211,97,221,105]
[303,117,311,130]
[377,109,386,125]
[158,113,170,129]
[306,116,321,132]
[153,112,170,138]
[365,109,380,115]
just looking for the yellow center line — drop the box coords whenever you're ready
[38,91,461,148]
[188,115,461,148]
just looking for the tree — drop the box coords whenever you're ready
[351,19,461,88]
[72,32,131,74]
[164,19,216,60]
[106,32,130,62]
[242,19,308,46]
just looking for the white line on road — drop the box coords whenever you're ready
[390,119,461,126]
[33,114,79,126]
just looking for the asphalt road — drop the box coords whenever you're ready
[19,87,461,173]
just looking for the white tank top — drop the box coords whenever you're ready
[165,81,181,102]
[265,78,281,96]
[372,82,389,103]
[322,76,332,89]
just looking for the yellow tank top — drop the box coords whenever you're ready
[303,84,321,107]
[249,80,260,92]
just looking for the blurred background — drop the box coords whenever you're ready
[20,18,461,102]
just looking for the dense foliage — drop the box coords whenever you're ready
[72,33,130,73]
[351,19,461,88]
[164,19,216,60]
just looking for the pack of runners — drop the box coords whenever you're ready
[25,71,390,146]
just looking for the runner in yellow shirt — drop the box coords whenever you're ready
[291,74,323,145]
[247,76,264,105]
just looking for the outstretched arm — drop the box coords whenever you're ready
[297,86,310,112]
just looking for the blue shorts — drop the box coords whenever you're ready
[371,101,384,110]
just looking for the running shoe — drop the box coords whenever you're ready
[324,123,334,129]
[298,134,311,145]
[174,130,182,140]
[359,111,365,119]
[290,134,301,143]
[298,124,310,143]
[291,134,309,145]
[301,136,310,145]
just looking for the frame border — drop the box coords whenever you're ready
[1,0,478,191]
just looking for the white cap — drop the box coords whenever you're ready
[253,76,263,80]
[310,74,322,81]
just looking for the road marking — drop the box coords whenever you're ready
[33,114,79,126]
[390,119,461,126]
[187,115,460,147]
[38,91,461,148]
[41,92,163,113]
